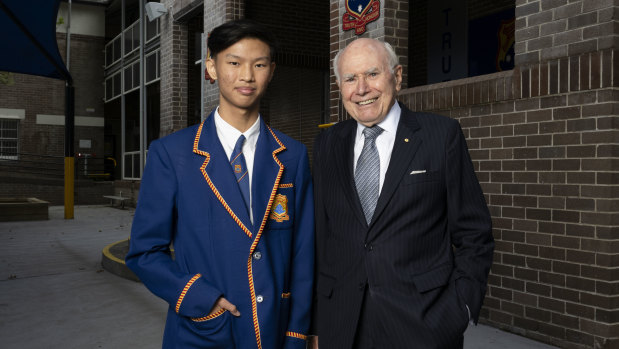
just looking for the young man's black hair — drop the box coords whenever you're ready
[207,19,278,62]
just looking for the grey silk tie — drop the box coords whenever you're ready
[355,125,383,224]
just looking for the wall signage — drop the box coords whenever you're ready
[343,0,380,35]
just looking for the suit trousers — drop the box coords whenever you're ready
[353,286,383,349]
[352,286,465,349]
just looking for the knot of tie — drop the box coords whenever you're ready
[363,125,383,141]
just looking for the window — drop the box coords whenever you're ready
[0,119,19,159]
[146,17,160,43]
[123,60,140,93]
[105,71,122,102]
[145,49,160,84]
[105,33,122,67]
[123,21,140,57]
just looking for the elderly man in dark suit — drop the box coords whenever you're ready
[310,38,494,349]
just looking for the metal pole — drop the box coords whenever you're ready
[139,0,146,177]
[66,0,71,70]
[64,82,75,219]
[121,0,126,179]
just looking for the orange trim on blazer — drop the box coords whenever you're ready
[176,273,201,313]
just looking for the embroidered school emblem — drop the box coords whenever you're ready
[270,194,290,222]
[234,164,242,173]
[343,0,380,35]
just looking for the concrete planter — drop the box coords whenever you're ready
[0,198,49,221]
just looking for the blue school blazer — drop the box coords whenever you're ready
[126,111,314,349]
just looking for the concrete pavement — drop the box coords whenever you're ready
[0,205,558,348]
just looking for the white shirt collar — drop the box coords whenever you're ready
[214,107,261,155]
[355,101,401,139]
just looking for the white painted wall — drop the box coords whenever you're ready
[56,3,105,37]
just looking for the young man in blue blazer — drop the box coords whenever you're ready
[126,20,314,349]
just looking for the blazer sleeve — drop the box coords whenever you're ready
[283,147,315,349]
[445,120,494,323]
[125,139,223,319]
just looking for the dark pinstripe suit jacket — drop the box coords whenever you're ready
[312,103,494,349]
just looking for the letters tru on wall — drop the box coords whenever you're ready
[427,0,468,84]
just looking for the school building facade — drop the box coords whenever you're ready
[0,0,617,347]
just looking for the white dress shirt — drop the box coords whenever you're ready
[353,102,401,195]
[214,108,261,224]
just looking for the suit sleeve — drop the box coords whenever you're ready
[309,131,326,336]
[283,146,315,349]
[125,140,223,319]
[445,120,494,323]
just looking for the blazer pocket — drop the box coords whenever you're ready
[187,309,232,335]
[412,262,453,293]
[403,169,442,185]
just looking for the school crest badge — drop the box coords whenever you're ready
[270,194,290,222]
[343,0,380,35]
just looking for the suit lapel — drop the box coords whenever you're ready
[334,120,368,227]
[369,107,422,233]
[193,112,253,238]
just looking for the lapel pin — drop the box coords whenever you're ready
[404,138,409,142]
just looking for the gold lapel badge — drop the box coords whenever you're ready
[270,194,290,222]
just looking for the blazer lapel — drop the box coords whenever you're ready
[251,121,285,235]
[193,112,253,238]
[369,107,422,231]
[334,120,368,227]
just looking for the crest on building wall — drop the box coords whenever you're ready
[343,0,380,35]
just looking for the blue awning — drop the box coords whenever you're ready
[0,0,71,82]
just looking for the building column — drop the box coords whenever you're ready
[159,0,190,136]
[329,0,409,122]
[203,0,245,114]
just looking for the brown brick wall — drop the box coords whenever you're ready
[0,31,107,204]
[160,0,190,136]
[0,33,105,157]
[330,0,409,122]
[515,0,618,65]
[203,0,245,114]
[398,48,619,348]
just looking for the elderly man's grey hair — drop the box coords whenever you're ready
[333,39,399,83]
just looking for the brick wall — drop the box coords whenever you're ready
[0,33,104,157]
[329,0,409,122]
[245,0,329,158]
[398,47,619,349]
[159,0,190,136]
[263,66,325,160]
[203,0,245,114]
[515,0,617,65]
